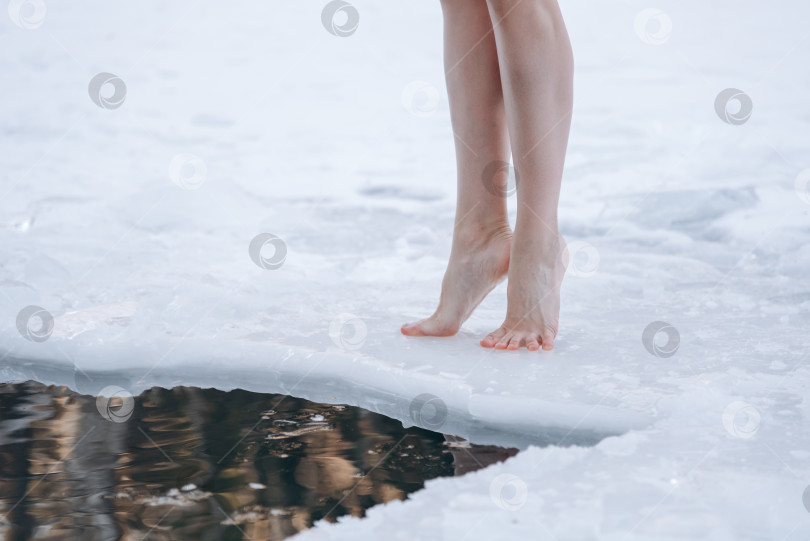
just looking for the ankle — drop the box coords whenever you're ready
[512,227,565,260]
[453,219,512,248]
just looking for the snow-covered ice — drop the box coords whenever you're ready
[1,1,809,539]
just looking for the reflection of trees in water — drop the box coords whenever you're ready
[0,383,124,540]
[0,382,517,540]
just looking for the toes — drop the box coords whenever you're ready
[494,333,513,350]
[400,321,426,337]
[480,327,506,348]
[541,330,556,350]
[526,337,541,351]
[482,328,555,351]
[402,317,459,337]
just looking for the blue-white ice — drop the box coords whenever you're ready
[1,1,809,539]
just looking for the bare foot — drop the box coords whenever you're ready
[480,232,566,351]
[401,224,512,337]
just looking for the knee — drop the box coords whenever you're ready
[485,0,560,27]
[484,0,513,19]
[440,0,484,11]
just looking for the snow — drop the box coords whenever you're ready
[2,0,810,539]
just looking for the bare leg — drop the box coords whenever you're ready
[480,0,573,351]
[401,0,512,337]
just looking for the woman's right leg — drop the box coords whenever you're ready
[401,0,512,337]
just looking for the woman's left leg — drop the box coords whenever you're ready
[480,0,574,351]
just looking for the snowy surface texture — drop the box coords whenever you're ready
[2,0,810,539]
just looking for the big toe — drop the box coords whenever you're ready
[402,317,457,337]
[480,327,506,348]
[541,330,556,350]
[401,321,427,336]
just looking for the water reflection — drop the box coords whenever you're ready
[0,381,517,540]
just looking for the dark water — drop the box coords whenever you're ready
[0,381,517,540]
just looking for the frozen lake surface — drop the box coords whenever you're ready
[2,0,810,539]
